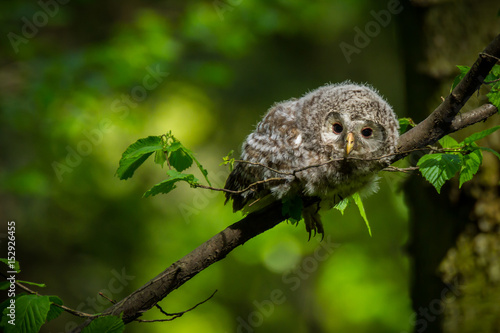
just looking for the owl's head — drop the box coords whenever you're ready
[302,82,399,164]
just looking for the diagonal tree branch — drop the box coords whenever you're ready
[71,33,500,332]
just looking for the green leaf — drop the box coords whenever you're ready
[46,296,64,322]
[154,149,166,167]
[281,197,303,223]
[116,136,163,180]
[144,170,199,198]
[220,150,235,171]
[82,315,125,333]
[487,89,500,110]
[116,152,153,180]
[459,147,483,188]
[168,145,193,172]
[450,65,470,92]
[17,280,46,288]
[439,135,459,148]
[398,118,416,134]
[0,258,20,272]
[0,281,9,290]
[479,147,500,160]
[352,193,371,237]
[333,197,349,215]
[166,137,211,185]
[463,125,500,144]
[0,295,51,333]
[120,136,163,159]
[492,64,500,76]
[417,153,463,193]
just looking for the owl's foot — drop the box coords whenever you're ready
[303,203,324,241]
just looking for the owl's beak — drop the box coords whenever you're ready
[345,132,355,156]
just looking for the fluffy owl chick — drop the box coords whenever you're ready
[224,82,399,238]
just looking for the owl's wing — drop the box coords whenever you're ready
[224,99,302,212]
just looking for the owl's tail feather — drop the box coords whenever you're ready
[223,165,258,212]
[302,203,325,241]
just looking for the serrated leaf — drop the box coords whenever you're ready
[487,90,500,110]
[121,136,163,159]
[154,149,167,167]
[439,135,459,148]
[352,193,371,237]
[451,65,470,92]
[398,118,416,134]
[480,147,500,160]
[333,197,349,215]
[168,148,193,172]
[464,125,500,144]
[417,153,463,193]
[166,138,211,185]
[0,259,20,272]
[116,136,163,180]
[0,295,51,333]
[459,148,483,188]
[116,152,153,180]
[17,280,46,288]
[46,296,64,322]
[82,315,125,333]
[281,197,303,223]
[144,170,199,198]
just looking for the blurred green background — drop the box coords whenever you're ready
[1,0,425,332]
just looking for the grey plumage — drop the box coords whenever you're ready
[224,82,399,237]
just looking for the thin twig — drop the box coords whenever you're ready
[135,290,218,323]
[99,292,117,304]
[11,279,97,318]
[383,166,420,173]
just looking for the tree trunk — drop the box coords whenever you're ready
[398,1,500,332]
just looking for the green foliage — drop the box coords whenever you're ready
[0,295,51,333]
[220,150,236,171]
[281,197,303,223]
[451,64,500,109]
[398,118,416,134]
[459,146,482,188]
[333,197,349,215]
[46,296,64,322]
[464,125,500,144]
[144,170,199,197]
[418,153,463,194]
[352,193,372,237]
[332,194,371,236]
[117,132,212,197]
[418,126,500,192]
[81,315,125,333]
[0,258,20,272]
[116,136,163,180]
[450,65,470,91]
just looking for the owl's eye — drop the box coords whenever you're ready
[332,123,343,134]
[361,127,373,138]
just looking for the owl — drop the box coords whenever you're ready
[224,82,399,238]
